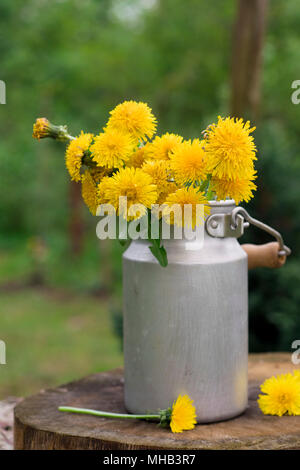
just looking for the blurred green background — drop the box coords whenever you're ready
[0,0,299,397]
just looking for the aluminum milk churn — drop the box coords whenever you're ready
[122,199,290,423]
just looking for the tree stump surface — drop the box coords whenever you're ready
[14,353,300,450]
[0,397,22,450]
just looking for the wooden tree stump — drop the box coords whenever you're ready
[14,353,300,450]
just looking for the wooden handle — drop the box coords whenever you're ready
[241,242,287,270]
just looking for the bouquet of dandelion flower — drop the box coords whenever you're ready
[33,100,257,266]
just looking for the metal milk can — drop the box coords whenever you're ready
[122,200,291,423]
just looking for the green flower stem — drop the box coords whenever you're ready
[64,133,75,141]
[59,406,160,421]
[200,174,212,195]
[48,123,75,142]
[206,187,213,201]
[199,178,209,193]
[43,121,98,169]
[201,174,215,201]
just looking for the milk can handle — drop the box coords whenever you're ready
[231,207,291,257]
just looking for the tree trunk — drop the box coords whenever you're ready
[14,355,300,450]
[231,0,269,121]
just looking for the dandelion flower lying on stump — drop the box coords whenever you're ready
[169,394,197,433]
[258,373,300,416]
[293,370,300,381]
[59,393,197,434]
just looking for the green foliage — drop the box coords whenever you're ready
[0,0,300,353]
[149,239,168,267]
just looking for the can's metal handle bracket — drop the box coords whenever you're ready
[231,207,291,257]
[206,213,245,238]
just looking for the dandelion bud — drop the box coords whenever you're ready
[32,118,51,140]
[33,118,71,142]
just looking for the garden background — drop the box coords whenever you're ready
[1,0,300,397]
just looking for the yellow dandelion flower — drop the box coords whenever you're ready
[32,117,51,140]
[81,170,99,216]
[97,176,113,205]
[103,167,157,220]
[151,182,178,220]
[258,373,300,416]
[293,370,300,381]
[90,128,135,169]
[89,166,112,183]
[106,100,157,142]
[147,133,183,160]
[170,139,208,185]
[157,182,178,204]
[212,168,257,203]
[127,144,151,168]
[65,131,94,182]
[142,160,171,195]
[204,116,257,180]
[59,393,197,433]
[163,187,210,229]
[170,395,197,433]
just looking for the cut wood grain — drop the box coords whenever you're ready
[14,353,300,450]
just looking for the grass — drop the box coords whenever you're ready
[0,236,125,398]
[0,287,123,398]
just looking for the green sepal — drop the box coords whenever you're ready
[158,407,172,428]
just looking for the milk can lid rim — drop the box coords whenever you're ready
[208,199,236,207]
